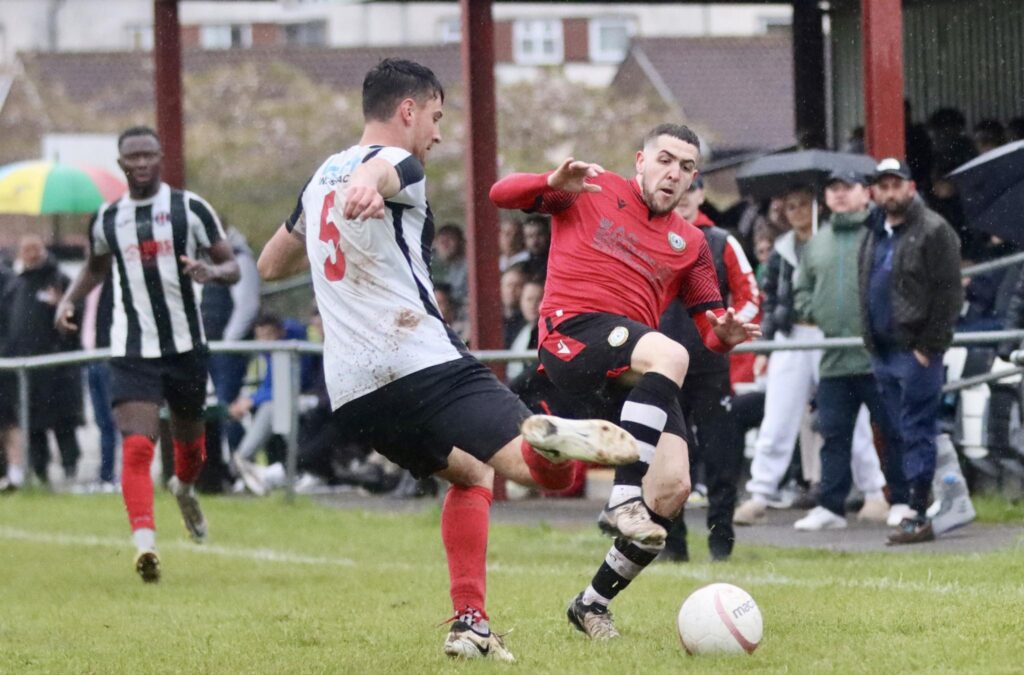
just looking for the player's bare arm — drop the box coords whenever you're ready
[55,252,112,334]
[179,239,240,285]
[257,224,309,281]
[342,157,401,221]
[546,157,605,193]
[706,307,761,348]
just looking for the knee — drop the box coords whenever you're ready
[446,461,494,491]
[652,343,690,386]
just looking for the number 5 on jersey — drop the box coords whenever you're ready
[319,191,346,281]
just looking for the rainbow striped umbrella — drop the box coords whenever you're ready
[0,161,126,215]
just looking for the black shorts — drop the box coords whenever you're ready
[109,347,209,420]
[538,312,688,438]
[331,357,531,479]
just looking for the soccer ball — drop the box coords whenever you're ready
[677,583,763,655]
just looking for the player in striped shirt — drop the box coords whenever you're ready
[57,126,239,583]
[257,58,641,663]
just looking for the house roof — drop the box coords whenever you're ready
[612,35,795,155]
[16,44,463,120]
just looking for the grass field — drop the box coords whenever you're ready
[1,491,1022,674]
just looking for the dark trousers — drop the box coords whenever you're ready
[817,373,908,516]
[871,349,945,514]
[666,370,744,558]
[208,353,250,449]
[29,422,80,483]
[86,362,118,483]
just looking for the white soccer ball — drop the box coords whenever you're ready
[677,583,763,655]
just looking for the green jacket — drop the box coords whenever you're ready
[794,211,872,377]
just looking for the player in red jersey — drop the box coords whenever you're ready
[490,123,760,639]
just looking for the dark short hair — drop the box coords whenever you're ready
[362,58,445,122]
[522,214,550,232]
[254,313,283,330]
[118,125,160,151]
[436,223,465,242]
[782,184,815,199]
[643,124,701,152]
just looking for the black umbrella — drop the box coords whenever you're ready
[735,150,878,201]
[947,140,1024,247]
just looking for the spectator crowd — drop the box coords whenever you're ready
[0,104,1021,549]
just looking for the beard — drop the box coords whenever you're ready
[882,196,913,218]
[642,183,681,215]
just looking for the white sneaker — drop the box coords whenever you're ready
[794,506,848,531]
[733,496,768,525]
[886,503,916,527]
[233,455,267,497]
[597,498,666,545]
[168,476,207,543]
[856,497,890,523]
[294,473,327,494]
[521,415,639,466]
[930,474,976,536]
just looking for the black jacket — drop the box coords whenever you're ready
[659,223,732,374]
[0,257,83,428]
[857,197,963,354]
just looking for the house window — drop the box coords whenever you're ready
[200,24,252,50]
[588,17,635,63]
[125,24,153,51]
[512,19,563,65]
[438,17,461,45]
[285,21,327,47]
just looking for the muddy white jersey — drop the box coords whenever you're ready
[286,144,466,409]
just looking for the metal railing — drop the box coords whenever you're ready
[5,329,1024,494]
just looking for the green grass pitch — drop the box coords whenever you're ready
[1,491,1022,673]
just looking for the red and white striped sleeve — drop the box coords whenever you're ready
[723,234,760,323]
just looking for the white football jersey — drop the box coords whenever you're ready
[287,145,466,409]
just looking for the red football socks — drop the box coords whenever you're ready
[121,434,155,531]
[173,436,206,484]
[441,484,492,617]
[520,438,576,490]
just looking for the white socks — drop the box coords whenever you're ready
[132,528,156,552]
[608,484,642,508]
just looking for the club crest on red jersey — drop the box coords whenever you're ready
[608,326,629,347]
[668,231,686,252]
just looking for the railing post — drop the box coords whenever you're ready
[286,351,300,502]
[16,367,30,481]
[270,347,299,503]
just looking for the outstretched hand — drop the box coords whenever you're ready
[706,308,761,349]
[547,158,605,193]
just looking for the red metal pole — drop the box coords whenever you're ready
[153,0,185,188]
[460,0,506,501]
[460,0,501,353]
[861,0,905,159]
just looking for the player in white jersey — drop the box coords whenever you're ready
[257,58,640,663]
[57,126,240,583]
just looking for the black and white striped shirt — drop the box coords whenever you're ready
[91,183,226,358]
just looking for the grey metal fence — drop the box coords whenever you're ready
[4,330,1024,494]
